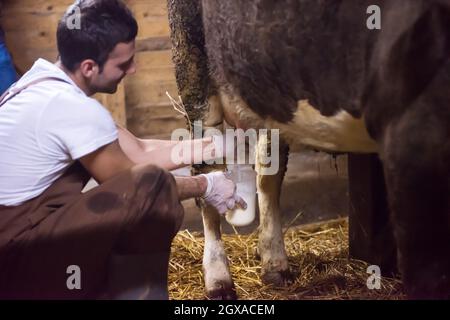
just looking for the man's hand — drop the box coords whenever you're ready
[200,171,247,215]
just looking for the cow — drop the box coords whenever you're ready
[167,0,450,299]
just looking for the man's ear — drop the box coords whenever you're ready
[79,59,99,78]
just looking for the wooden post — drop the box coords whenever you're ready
[348,153,397,276]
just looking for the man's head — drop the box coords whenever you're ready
[57,0,138,94]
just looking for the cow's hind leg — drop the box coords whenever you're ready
[256,134,293,286]
[201,204,237,300]
[382,105,450,299]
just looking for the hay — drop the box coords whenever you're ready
[168,218,405,300]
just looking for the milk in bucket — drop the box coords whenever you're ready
[225,164,257,227]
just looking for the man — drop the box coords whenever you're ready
[0,0,244,299]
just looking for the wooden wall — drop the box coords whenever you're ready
[1,0,185,138]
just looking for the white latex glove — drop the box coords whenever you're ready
[200,171,247,215]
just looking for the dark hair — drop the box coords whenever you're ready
[57,0,138,72]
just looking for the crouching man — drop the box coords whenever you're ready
[0,0,244,300]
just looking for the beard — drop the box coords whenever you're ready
[102,84,119,94]
[93,80,120,94]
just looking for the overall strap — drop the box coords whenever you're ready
[0,77,71,108]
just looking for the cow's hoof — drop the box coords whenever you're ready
[261,269,294,287]
[206,284,237,300]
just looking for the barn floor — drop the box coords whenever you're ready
[168,218,406,300]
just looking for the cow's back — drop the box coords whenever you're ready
[202,0,450,139]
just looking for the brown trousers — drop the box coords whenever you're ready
[0,162,184,299]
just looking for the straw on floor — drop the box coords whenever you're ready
[168,218,405,300]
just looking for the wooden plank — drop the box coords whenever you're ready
[126,102,189,137]
[1,0,71,13]
[127,108,194,137]
[2,0,168,17]
[124,50,182,136]
[2,0,170,55]
[127,115,186,137]
[131,49,175,68]
[124,50,178,107]
[126,0,171,39]
[127,102,182,119]
[136,36,172,52]
[348,153,397,276]
[2,0,67,70]
[125,78,178,107]
[8,48,57,75]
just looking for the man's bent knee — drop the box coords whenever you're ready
[130,164,170,188]
[131,164,183,225]
[115,164,184,254]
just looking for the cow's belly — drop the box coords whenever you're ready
[218,90,378,154]
[267,100,379,153]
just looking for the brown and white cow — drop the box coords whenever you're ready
[168,0,450,299]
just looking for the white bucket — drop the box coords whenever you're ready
[225,164,257,227]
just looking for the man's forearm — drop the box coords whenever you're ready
[174,175,208,201]
[138,137,216,170]
[118,125,220,171]
[138,138,179,151]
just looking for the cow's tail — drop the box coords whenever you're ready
[167,0,210,126]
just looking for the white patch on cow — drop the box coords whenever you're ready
[269,100,379,153]
[219,87,378,153]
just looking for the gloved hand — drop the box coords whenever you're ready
[200,171,247,215]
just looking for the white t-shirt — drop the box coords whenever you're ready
[0,59,118,206]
